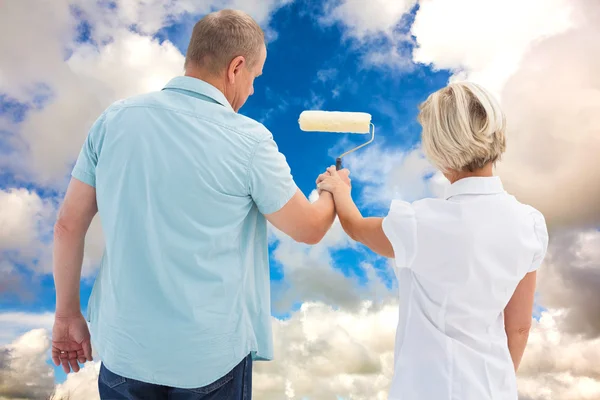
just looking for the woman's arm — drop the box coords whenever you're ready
[318,166,394,258]
[504,271,537,371]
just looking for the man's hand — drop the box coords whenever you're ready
[316,167,351,194]
[52,313,93,373]
[317,167,352,196]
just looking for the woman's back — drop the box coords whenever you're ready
[383,176,548,400]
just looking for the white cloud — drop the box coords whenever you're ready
[15,30,185,186]
[517,310,600,400]
[536,229,600,338]
[0,312,54,346]
[254,301,398,400]
[496,21,600,227]
[341,144,448,208]
[0,189,54,252]
[411,0,600,227]
[0,188,56,277]
[2,302,599,399]
[321,0,416,41]
[255,304,600,400]
[316,68,338,83]
[362,44,415,71]
[411,0,575,96]
[51,362,101,400]
[81,216,105,279]
[319,0,416,69]
[269,196,395,314]
[303,91,326,110]
[0,188,103,277]
[0,0,75,102]
[72,0,291,42]
[1,0,291,187]
[0,329,55,400]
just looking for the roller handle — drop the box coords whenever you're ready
[336,158,342,171]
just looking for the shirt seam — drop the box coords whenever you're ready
[528,209,547,272]
[163,78,231,109]
[163,86,231,110]
[108,103,265,143]
[245,138,267,194]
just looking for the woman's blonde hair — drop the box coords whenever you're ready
[417,81,506,172]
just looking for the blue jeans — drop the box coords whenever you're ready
[98,354,252,400]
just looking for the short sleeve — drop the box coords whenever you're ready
[381,200,417,268]
[71,113,106,188]
[248,137,298,215]
[529,210,549,272]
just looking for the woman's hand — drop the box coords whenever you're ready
[317,166,351,196]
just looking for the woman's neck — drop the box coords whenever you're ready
[445,163,494,184]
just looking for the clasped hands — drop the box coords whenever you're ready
[316,165,352,196]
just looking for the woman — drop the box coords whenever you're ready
[317,81,548,400]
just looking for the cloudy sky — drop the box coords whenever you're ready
[1,0,599,399]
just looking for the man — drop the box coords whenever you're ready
[51,9,347,399]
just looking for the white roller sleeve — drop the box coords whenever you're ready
[298,110,371,134]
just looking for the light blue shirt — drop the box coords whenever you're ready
[73,76,298,388]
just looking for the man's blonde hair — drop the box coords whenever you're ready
[417,81,507,172]
[185,9,264,74]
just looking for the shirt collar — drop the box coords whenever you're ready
[445,176,505,200]
[162,76,234,111]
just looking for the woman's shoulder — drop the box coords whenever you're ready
[502,193,547,224]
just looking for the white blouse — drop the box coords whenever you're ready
[382,176,548,400]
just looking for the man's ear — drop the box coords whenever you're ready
[227,56,246,84]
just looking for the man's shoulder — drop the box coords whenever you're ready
[103,91,162,113]
[224,112,273,143]
[104,93,272,144]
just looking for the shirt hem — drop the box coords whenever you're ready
[93,336,260,389]
[259,183,298,215]
[71,169,96,187]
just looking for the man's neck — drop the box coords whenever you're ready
[184,69,226,95]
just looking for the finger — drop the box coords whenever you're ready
[339,168,350,177]
[83,340,93,362]
[77,349,87,364]
[69,358,80,373]
[317,182,331,192]
[61,358,71,374]
[51,349,60,366]
[327,166,339,176]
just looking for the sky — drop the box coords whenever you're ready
[0,0,599,399]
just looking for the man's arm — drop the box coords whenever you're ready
[504,271,536,372]
[53,178,98,316]
[52,177,97,373]
[248,135,339,245]
[265,189,335,245]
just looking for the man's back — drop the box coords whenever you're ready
[73,76,297,388]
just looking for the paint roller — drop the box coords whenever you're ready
[298,110,375,170]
